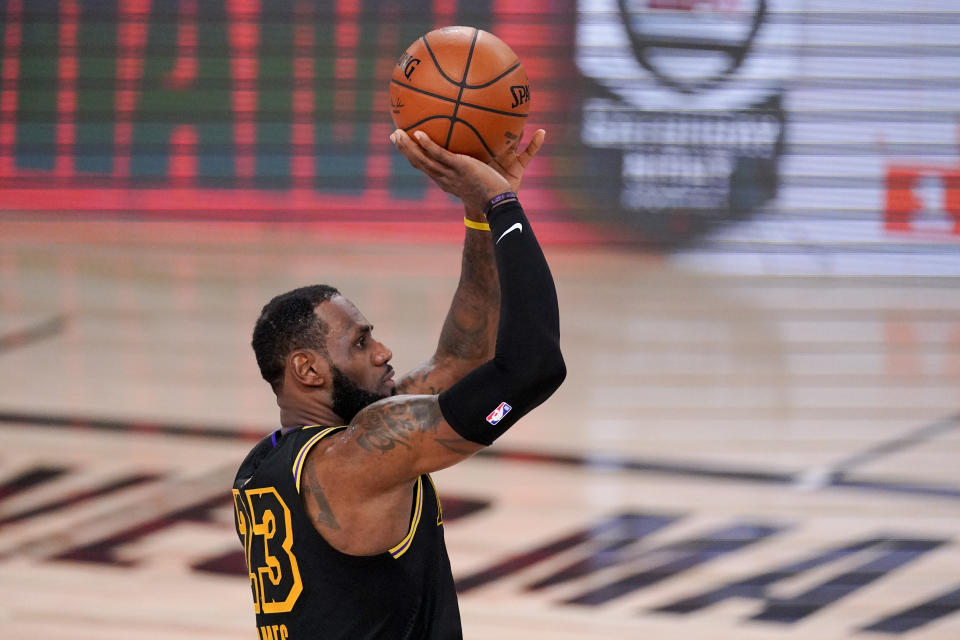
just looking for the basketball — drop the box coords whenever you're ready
[389,26,530,162]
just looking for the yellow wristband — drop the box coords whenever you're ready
[464,217,491,231]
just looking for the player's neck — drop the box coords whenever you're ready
[278,397,343,432]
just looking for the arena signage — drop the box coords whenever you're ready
[574,0,796,244]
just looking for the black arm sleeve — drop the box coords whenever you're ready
[437,200,566,445]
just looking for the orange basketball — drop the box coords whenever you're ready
[389,26,530,162]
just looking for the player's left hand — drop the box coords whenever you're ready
[490,128,545,194]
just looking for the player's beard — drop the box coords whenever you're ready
[330,365,388,424]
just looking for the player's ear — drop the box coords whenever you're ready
[290,350,327,388]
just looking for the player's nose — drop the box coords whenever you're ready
[373,340,392,366]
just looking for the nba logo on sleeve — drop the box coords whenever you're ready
[486,402,512,426]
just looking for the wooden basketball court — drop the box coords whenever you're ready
[1,220,958,639]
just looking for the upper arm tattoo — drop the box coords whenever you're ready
[350,396,477,457]
[432,436,480,455]
[352,397,442,453]
[303,470,341,530]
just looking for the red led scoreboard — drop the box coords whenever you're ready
[0,0,573,225]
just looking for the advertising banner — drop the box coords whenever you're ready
[575,0,795,245]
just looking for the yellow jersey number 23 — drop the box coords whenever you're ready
[233,487,303,614]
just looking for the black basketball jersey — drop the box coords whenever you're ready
[232,425,463,640]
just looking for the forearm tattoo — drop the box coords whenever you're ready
[398,368,446,396]
[438,231,499,362]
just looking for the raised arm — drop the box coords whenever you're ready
[396,130,546,396]
[342,128,563,474]
[300,131,565,553]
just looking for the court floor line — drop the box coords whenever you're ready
[1,409,959,501]
[0,314,67,354]
[0,462,235,561]
[792,412,960,490]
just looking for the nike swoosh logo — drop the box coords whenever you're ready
[497,223,522,244]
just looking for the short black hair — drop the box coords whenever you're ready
[252,284,340,393]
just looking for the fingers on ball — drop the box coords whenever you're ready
[413,131,451,164]
[402,134,448,176]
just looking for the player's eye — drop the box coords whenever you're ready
[355,336,366,348]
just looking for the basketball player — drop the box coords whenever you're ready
[232,128,564,639]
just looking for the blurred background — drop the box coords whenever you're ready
[1,1,959,638]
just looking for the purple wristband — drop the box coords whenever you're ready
[482,191,518,216]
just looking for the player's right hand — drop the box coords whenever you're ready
[390,129,511,212]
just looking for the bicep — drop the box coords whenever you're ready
[331,394,483,491]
